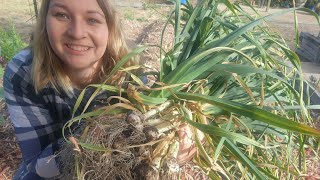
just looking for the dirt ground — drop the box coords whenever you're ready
[0,1,319,179]
[241,5,320,49]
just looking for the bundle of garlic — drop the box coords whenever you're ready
[60,0,320,179]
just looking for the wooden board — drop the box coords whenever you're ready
[296,32,320,63]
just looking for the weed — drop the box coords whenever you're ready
[0,24,27,63]
[0,114,6,126]
[0,60,4,100]
[0,86,3,100]
[137,17,147,22]
[124,9,135,21]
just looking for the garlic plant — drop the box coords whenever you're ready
[62,0,320,179]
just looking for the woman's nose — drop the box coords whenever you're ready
[67,19,86,39]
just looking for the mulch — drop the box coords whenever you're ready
[0,101,21,180]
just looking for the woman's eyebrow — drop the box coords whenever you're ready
[87,11,105,18]
[49,3,105,18]
[49,3,68,10]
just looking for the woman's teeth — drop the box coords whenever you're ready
[67,44,90,51]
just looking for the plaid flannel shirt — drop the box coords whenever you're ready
[4,48,107,179]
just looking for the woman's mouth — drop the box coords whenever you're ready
[66,44,91,51]
[65,44,92,55]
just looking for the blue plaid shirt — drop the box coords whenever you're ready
[4,49,107,179]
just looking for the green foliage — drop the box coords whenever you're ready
[0,66,3,100]
[0,87,3,100]
[0,66,4,78]
[136,17,147,22]
[69,0,320,179]
[0,25,27,62]
[124,9,135,21]
[0,114,5,125]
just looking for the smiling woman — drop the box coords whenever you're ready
[46,0,109,88]
[3,0,131,179]
[32,0,129,93]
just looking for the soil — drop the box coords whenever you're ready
[0,101,20,179]
[0,1,319,179]
[120,5,174,70]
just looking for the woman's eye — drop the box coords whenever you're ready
[54,13,69,20]
[88,18,100,24]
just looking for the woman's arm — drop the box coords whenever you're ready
[4,53,64,179]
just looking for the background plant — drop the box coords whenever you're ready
[0,25,26,101]
[0,25,27,63]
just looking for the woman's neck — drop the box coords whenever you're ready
[66,67,95,89]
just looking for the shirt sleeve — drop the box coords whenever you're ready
[3,53,63,178]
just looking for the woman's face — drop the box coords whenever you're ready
[46,0,109,82]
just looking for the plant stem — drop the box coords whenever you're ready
[142,101,173,120]
[161,138,180,179]
[155,121,179,134]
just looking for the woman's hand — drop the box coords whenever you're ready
[176,124,205,165]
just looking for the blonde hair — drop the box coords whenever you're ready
[31,0,132,95]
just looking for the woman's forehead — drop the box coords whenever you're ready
[49,0,105,15]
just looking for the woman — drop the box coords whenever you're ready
[4,0,198,179]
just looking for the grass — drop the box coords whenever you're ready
[0,24,27,102]
[0,25,27,62]
[0,0,30,13]
[0,113,5,125]
[0,66,4,100]
[124,9,135,21]
[137,17,148,22]
[0,0,36,42]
